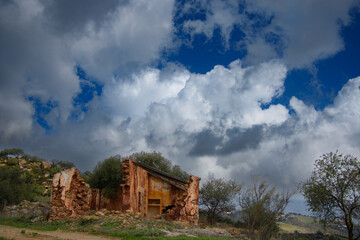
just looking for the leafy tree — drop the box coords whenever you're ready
[0,166,37,209]
[0,148,24,158]
[130,151,172,173]
[302,152,360,240]
[51,159,75,169]
[88,155,123,208]
[200,174,241,225]
[171,164,189,180]
[80,170,92,184]
[129,151,189,180]
[29,155,44,163]
[240,176,293,240]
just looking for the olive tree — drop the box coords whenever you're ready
[88,155,123,209]
[0,148,24,158]
[200,174,241,225]
[129,151,189,180]
[0,166,37,209]
[240,176,293,240]
[302,152,360,240]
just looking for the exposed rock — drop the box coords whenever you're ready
[41,161,52,169]
[1,200,50,217]
[166,175,201,225]
[95,211,105,217]
[48,167,93,221]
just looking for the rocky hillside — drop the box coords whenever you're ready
[0,148,74,208]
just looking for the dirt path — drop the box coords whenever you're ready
[0,225,118,240]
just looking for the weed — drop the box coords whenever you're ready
[78,217,98,226]
[0,215,69,231]
[106,227,165,239]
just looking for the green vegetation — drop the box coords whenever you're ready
[0,148,74,209]
[200,174,241,225]
[280,232,347,240]
[87,155,123,207]
[130,151,189,180]
[278,222,309,233]
[0,215,234,240]
[240,177,293,240]
[277,213,346,237]
[302,152,360,240]
[0,148,24,158]
[51,159,75,169]
[0,166,41,208]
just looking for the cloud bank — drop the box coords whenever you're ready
[0,0,360,192]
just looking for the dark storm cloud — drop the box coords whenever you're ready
[188,129,222,156]
[220,125,264,155]
[43,0,127,34]
[189,125,264,156]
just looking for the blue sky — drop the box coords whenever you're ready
[1,0,360,213]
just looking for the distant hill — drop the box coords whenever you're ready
[278,213,347,238]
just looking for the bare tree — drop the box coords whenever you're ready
[240,176,293,240]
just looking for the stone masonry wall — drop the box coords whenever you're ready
[166,175,201,225]
[48,167,92,220]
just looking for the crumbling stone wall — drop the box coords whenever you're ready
[166,175,201,225]
[49,168,93,220]
[49,162,200,225]
[97,186,123,211]
[121,158,131,212]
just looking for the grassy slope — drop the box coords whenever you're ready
[278,222,309,233]
[278,214,346,237]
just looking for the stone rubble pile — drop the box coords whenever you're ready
[1,200,49,217]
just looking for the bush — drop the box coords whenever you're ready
[51,160,75,169]
[5,158,18,166]
[0,166,37,209]
[129,151,189,180]
[0,148,24,158]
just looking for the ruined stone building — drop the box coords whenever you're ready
[49,158,200,225]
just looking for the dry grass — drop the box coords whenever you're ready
[278,222,310,233]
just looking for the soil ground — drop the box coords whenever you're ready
[0,225,117,240]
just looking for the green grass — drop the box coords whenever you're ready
[0,215,70,231]
[0,215,236,240]
[294,215,316,224]
[278,222,309,233]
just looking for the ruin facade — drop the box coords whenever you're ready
[49,168,93,221]
[49,159,200,224]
